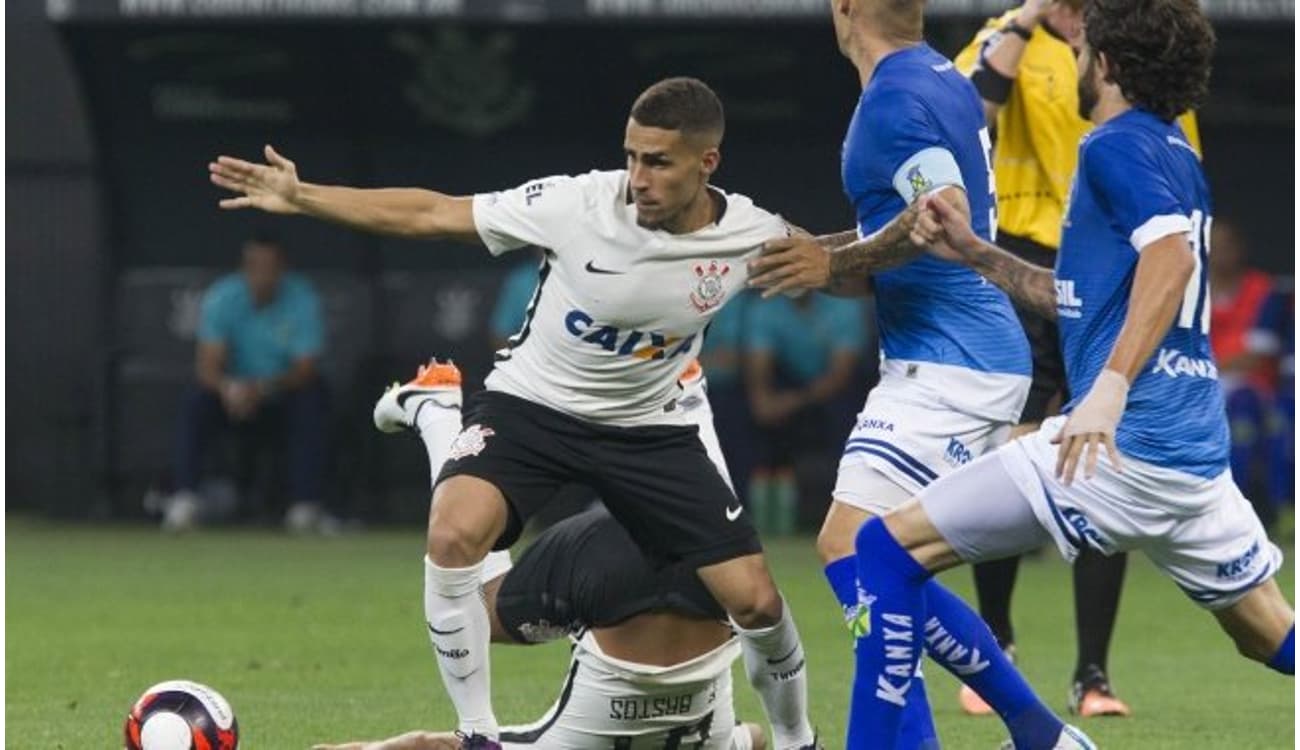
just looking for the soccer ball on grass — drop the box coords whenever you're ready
[123,680,239,750]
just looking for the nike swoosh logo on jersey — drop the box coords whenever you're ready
[427,622,465,636]
[584,260,624,275]
[766,644,799,665]
[396,390,459,410]
[725,504,743,521]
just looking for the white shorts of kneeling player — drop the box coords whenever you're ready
[921,414,1283,611]
[498,631,749,749]
[834,358,1031,514]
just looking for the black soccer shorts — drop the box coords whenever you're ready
[435,390,762,567]
[495,505,725,643]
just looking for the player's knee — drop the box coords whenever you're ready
[426,519,491,567]
[816,521,855,565]
[728,584,784,629]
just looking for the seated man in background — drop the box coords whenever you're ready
[312,361,767,750]
[161,235,331,532]
[743,293,866,535]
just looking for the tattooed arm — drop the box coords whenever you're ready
[961,245,1057,319]
[825,203,927,286]
[910,192,1057,319]
[815,229,861,249]
[748,189,965,298]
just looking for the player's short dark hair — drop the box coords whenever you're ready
[1084,0,1215,121]
[629,77,725,144]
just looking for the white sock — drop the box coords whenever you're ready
[735,600,814,750]
[424,555,498,737]
[415,401,462,485]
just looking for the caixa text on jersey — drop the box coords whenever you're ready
[564,310,698,361]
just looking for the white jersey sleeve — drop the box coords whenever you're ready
[472,173,593,256]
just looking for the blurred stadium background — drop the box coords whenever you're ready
[8,0,1295,523]
[5,0,1296,747]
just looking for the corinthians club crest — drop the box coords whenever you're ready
[689,260,730,313]
[447,424,495,461]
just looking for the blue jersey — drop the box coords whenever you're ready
[842,44,1029,378]
[1058,109,1228,478]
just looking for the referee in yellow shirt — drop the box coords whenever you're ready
[953,0,1201,720]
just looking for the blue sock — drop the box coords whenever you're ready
[826,555,862,623]
[1268,626,1294,675]
[923,581,1062,749]
[848,519,929,748]
[897,672,940,750]
[831,554,938,749]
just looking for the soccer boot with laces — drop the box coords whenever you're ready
[373,359,463,434]
[1068,665,1131,718]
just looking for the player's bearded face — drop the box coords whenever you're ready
[1076,45,1101,121]
[624,120,717,231]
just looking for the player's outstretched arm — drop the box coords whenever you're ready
[209,145,481,244]
[813,228,860,249]
[913,191,1057,319]
[824,199,929,282]
[747,206,925,298]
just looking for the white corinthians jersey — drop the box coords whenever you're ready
[473,170,788,426]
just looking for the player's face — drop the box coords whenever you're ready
[1076,43,1102,121]
[624,119,719,231]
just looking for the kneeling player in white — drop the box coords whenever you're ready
[316,506,763,750]
[313,361,765,750]
[850,2,1293,745]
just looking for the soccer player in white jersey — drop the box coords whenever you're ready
[747,1,1088,748]
[850,0,1293,745]
[208,77,815,750]
[313,362,765,750]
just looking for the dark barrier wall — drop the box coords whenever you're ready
[7,0,103,513]
[7,3,1295,515]
[60,21,1300,272]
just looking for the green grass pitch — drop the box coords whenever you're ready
[5,517,1294,748]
